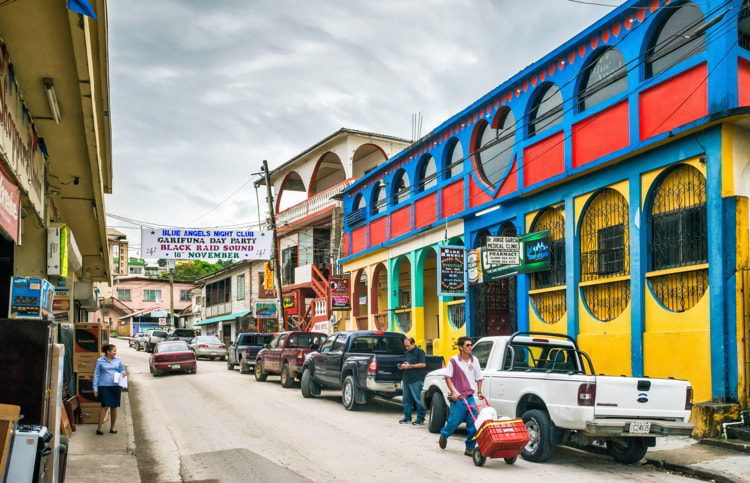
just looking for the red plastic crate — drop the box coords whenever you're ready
[475,419,530,458]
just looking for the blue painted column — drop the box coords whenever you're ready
[629,174,645,377]
[565,197,580,339]
[515,215,530,332]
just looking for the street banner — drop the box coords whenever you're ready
[438,246,466,297]
[254,300,279,318]
[482,230,551,281]
[330,275,351,311]
[467,249,482,285]
[141,227,272,260]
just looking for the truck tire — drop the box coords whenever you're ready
[342,375,363,411]
[428,393,447,434]
[606,438,649,464]
[239,358,250,374]
[301,367,319,398]
[226,359,235,370]
[280,363,295,388]
[521,409,555,463]
[254,361,268,382]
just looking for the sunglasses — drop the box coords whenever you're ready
[463,343,473,348]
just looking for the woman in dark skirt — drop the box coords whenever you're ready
[93,344,126,435]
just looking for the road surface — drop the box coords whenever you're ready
[115,338,695,482]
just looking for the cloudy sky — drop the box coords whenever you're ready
[106,0,613,254]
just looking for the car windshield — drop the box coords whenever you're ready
[195,336,222,344]
[171,330,194,337]
[158,342,189,352]
[349,335,406,355]
[287,333,325,348]
[153,331,168,338]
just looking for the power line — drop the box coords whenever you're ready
[186,176,258,226]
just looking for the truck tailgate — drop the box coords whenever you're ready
[373,357,403,382]
[594,376,690,420]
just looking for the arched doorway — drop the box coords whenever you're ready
[276,171,306,212]
[352,269,369,330]
[421,248,439,354]
[309,152,346,196]
[393,255,412,333]
[371,263,388,330]
[352,143,388,178]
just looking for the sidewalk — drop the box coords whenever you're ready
[646,437,750,483]
[66,388,140,482]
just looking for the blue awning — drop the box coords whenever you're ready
[193,310,251,327]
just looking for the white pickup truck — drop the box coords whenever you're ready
[421,332,693,464]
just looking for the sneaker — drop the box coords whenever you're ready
[398,418,411,424]
[412,420,424,426]
[438,435,447,449]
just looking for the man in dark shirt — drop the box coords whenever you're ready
[398,337,427,425]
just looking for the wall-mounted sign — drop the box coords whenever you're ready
[467,249,482,285]
[482,230,551,281]
[254,300,279,318]
[151,309,169,318]
[330,275,351,311]
[47,224,69,277]
[438,246,466,297]
[141,227,273,260]
[282,292,297,312]
[0,165,20,243]
[485,236,520,266]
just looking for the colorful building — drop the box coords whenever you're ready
[340,0,750,411]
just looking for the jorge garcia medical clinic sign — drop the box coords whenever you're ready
[141,228,273,260]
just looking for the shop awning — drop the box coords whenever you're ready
[193,310,251,327]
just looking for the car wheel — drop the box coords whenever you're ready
[521,409,555,463]
[504,456,518,465]
[239,359,250,375]
[472,448,486,467]
[281,363,295,388]
[428,393,447,434]
[191,366,197,374]
[342,375,362,411]
[254,361,268,382]
[300,367,318,398]
[226,360,235,371]
[606,438,649,465]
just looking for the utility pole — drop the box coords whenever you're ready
[168,259,176,328]
[262,159,286,332]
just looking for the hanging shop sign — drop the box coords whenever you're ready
[438,245,466,297]
[0,41,46,221]
[254,300,279,318]
[141,227,273,260]
[467,249,482,285]
[330,275,351,311]
[282,292,297,313]
[482,230,551,281]
[484,236,520,266]
[47,224,70,277]
[0,165,20,243]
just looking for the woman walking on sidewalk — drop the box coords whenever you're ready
[93,344,126,435]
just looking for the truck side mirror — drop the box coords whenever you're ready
[311,343,320,351]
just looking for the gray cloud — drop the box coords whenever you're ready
[106,0,612,249]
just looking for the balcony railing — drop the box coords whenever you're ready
[277,179,354,227]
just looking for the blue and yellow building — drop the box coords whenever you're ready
[340,0,750,411]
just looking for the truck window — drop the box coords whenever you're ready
[319,335,336,354]
[331,334,347,353]
[504,343,580,373]
[472,341,493,369]
[288,333,324,348]
[349,335,406,355]
[269,334,282,349]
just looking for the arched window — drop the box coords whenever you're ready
[740,0,750,50]
[528,84,563,137]
[347,193,366,225]
[646,2,705,78]
[648,164,708,312]
[445,139,464,179]
[475,109,516,186]
[418,155,437,191]
[392,170,411,205]
[371,182,387,215]
[579,48,627,111]
[530,207,566,324]
[579,188,630,322]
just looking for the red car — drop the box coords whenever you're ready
[255,331,326,387]
[150,340,197,376]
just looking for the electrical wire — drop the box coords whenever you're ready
[186,177,256,226]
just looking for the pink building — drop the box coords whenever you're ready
[94,277,196,336]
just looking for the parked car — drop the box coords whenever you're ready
[134,332,149,351]
[169,328,197,343]
[226,332,274,373]
[189,335,228,360]
[149,340,197,376]
[255,331,326,386]
[300,331,443,410]
[129,332,144,348]
[144,329,169,352]
[421,332,694,464]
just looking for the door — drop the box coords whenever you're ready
[312,335,337,383]
[322,334,347,387]
[266,334,283,372]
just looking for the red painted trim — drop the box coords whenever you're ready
[415,193,437,229]
[523,131,565,187]
[369,216,389,247]
[441,179,464,219]
[277,206,334,234]
[572,100,629,168]
[739,58,750,107]
[469,177,494,208]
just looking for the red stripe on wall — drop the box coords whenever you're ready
[441,179,464,218]
[572,100,629,168]
[415,193,437,229]
[639,63,708,140]
[341,233,350,257]
[369,216,389,247]
[391,206,411,238]
[523,131,565,187]
[351,226,367,254]
[496,160,518,198]
[739,58,750,107]
[469,177,494,208]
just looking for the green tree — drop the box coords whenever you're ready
[159,260,228,281]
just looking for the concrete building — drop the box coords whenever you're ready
[107,228,128,275]
[256,129,411,333]
[341,0,750,418]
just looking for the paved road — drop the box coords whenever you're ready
[115,338,695,482]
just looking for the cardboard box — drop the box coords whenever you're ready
[75,324,105,353]
[8,277,54,319]
[76,374,100,405]
[73,353,98,373]
[79,404,100,424]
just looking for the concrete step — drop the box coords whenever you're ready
[726,424,750,441]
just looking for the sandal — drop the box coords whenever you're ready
[96,430,103,435]
[109,429,118,434]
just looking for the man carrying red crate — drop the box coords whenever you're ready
[438,337,484,456]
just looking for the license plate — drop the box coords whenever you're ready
[629,422,651,434]
[171,364,181,369]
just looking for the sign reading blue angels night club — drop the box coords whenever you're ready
[481,230,551,281]
[438,245,467,297]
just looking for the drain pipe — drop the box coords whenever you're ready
[722,420,744,439]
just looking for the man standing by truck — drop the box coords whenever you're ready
[398,337,427,425]
[438,336,484,456]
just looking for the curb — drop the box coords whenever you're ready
[124,368,137,456]
[645,458,736,483]
[699,438,750,454]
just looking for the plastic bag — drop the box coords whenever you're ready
[475,406,498,429]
